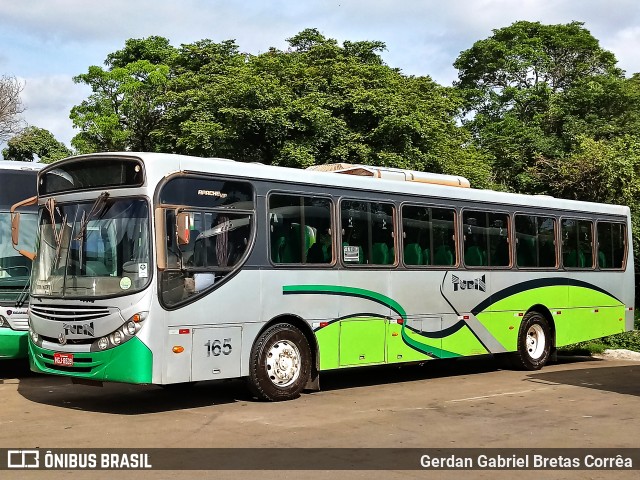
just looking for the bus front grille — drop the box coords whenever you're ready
[30,305,112,322]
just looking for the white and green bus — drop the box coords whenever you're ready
[1,160,42,359]
[15,153,633,400]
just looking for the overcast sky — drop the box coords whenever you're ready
[1,0,639,154]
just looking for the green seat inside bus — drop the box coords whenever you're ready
[404,243,423,265]
[271,234,286,263]
[517,237,536,267]
[465,246,487,266]
[281,224,316,263]
[598,250,606,268]
[434,245,454,266]
[372,242,392,264]
[565,249,586,268]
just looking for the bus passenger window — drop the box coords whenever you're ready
[402,205,456,266]
[268,194,333,265]
[341,200,395,266]
[515,215,556,268]
[463,210,510,267]
[597,221,626,269]
[562,219,593,269]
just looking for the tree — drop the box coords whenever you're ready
[529,135,640,293]
[70,30,493,186]
[2,126,72,163]
[453,21,625,192]
[0,75,25,142]
[166,29,491,184]
[70,37,175,153]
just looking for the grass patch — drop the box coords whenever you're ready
[559,343,608,356]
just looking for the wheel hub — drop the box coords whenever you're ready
[266,340,301,387]
[526,324,546,360]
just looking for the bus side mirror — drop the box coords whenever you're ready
[11,212,20,246]
[10,196,37,261]
[176,212,191,246]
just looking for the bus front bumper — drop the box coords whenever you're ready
[29,336,153,384]
[0,330,28,359]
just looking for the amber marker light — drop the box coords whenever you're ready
[132,313,141,323]
[173,346,185,354]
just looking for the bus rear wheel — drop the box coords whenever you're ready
[248,323,311,401]
[510,311,551,371]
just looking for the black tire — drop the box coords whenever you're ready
[247,323,311,401]
[509,311,551,371]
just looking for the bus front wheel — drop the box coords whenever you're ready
[510,311,551,371]
[248,323,311,401]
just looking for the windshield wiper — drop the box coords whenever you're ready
[16,277,30,308]
[45,197,68,269]
[73,192,110,274]
[74,192,110,241]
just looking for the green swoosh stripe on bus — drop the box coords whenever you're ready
[283,284,461,358]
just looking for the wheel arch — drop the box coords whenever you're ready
[256,314,320,391]
[526,304,556,349]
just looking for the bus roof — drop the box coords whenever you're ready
[45,152,630,218]
[0,160,44,171]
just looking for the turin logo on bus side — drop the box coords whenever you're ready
[452,274,486,292]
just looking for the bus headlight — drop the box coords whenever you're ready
[125,321,137,336]
[90,312,147,352]
[30,329,39,343]
[0,316,6,328]
[111,331,123,346]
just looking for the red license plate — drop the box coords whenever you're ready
[53,353,74,367]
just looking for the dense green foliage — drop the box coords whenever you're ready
[1,126,72,163]
[454,21,635,192]
[69,29,492,186]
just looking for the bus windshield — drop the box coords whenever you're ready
[31,197,150,298]
[0,211,37,287]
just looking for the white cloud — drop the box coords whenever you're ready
[604,26,640,77]
[19,75,89,147]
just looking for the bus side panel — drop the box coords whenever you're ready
[482,281,568,353]
[440,270,500,356]
[191,326,242,381]
[259,269,340,372]
[558,273,626,346]
[390,271,444,361]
